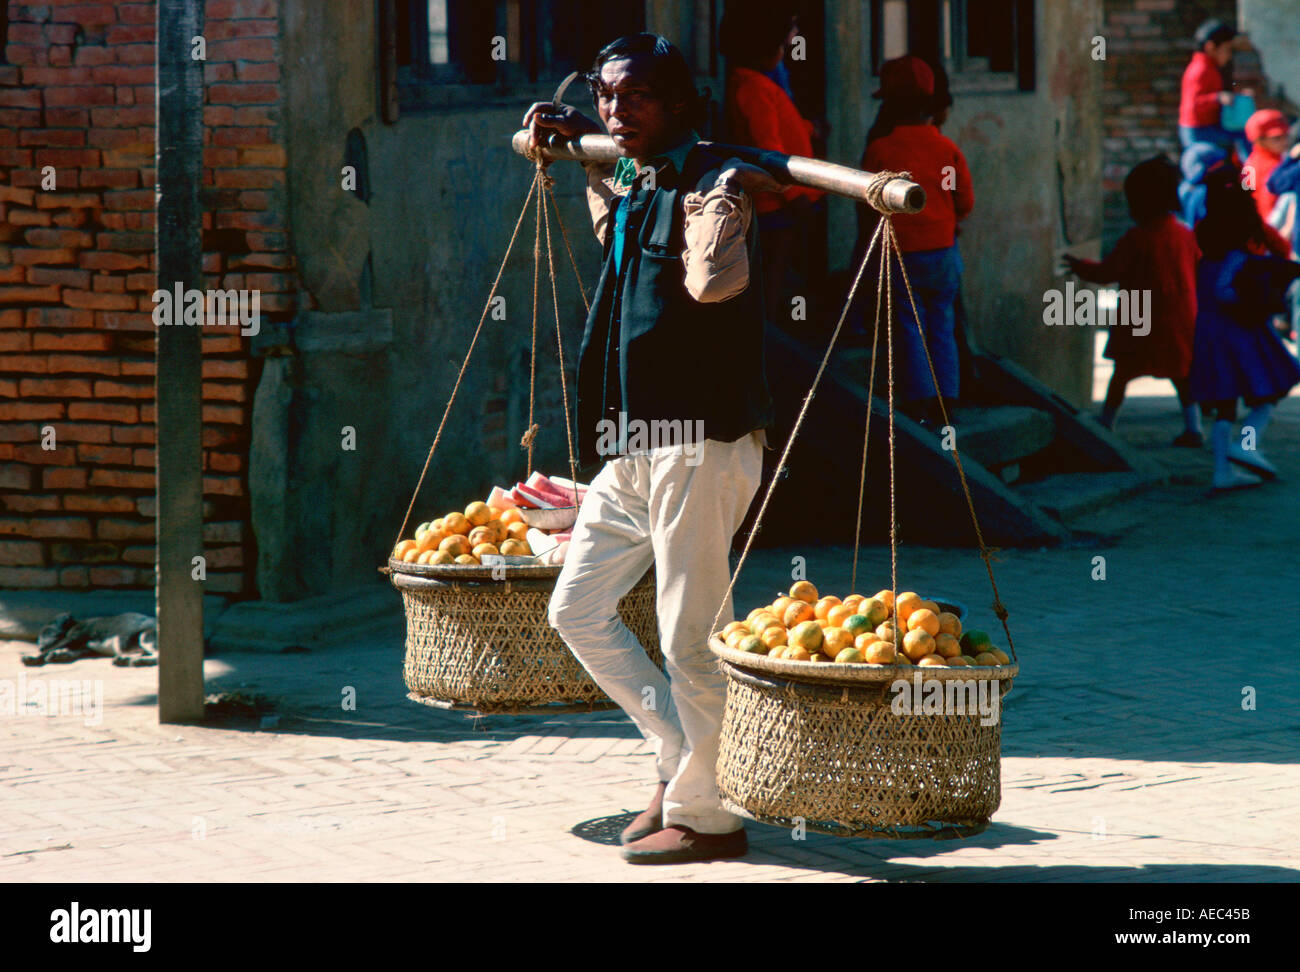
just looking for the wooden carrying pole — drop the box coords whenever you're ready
[510,131,926,214]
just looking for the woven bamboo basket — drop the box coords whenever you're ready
[708,600,1016,839]
[389,559,661,715]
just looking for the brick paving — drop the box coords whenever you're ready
[3,392,1299,882]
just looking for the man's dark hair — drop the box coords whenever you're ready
[587,33,703,127]
[1194,18,1236,48]
[1124,155,1181,223]
[719,5,795,66]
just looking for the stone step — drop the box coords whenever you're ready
[1015,470,1164,521]
[206,582,404,653]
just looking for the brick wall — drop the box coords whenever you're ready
[1100,0,1249,249]
[0,0,298,595]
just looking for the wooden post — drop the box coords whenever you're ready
[155,0,206,723]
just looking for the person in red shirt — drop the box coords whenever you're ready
[1065,157,1203,444]
[721,6,826,330]
[1179,18,1251,158]
[1244,109,1292,224]
[859,55,973,422]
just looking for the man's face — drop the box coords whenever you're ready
[593,56,680,161]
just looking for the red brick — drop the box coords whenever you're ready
[203,475,242,496]
[43,85,115,107]
[91,380,153,399]
[212,168,284,190]
[49,422,113,444]
[25,307,93,327]
[0,89,42,109]
[101,143,151,168]
[202,404,243,424]
[207,83,278,105]
[42,467,87,489]
[122,544,156,564]
[0,400,62,418]
[89,566,136,586]
[111,424,154,444]
[0,148,33,166]
[115,44,156,66]
[0,356,46,374]
[97,312,154,331]
[202,335,244,353]
[47,353,120,375]
[32,333,111,352]
[207,0,278,18]
[63,289,137,310]
[95,230,152,250]
[212,126,273,147]
[79,169,140,188]
[204,63,236,84]
[26,267,91,288]
[0,380,18,397]
[68,402,137,422]
[13,248,79,266]
[59,566,90,587]
[119,359,154,376]
[79,251,147,270]
[9,208,51,226]
[235,61,280,83]
[51,4,119,27]
[0,464,32,489]
[105,23,155,44]
[4,46,48,69]
[202,382,246,403]
[91,274,126,293]
[124,272,156,291]
[64,495,136,514]
[20,377,92,398]
[131,447,154,466]
[0,107,41,127]
[24,226,93,248]
[0,267,26,285]
[207,451,242,473]
[103,188,152,211]
[0,333,33,352]
[90,65,153,85]
[0,517,91,539]
[6,24,47,45]
[0,284,61,303]
[78,443,132,464]
[0,309,22,327]
[35,192,100,210]
[0,185,37,206]
[0,567,59,587]
[73,46,116,67]
[19,127,86,146]
[2,495,60,513]
[89,468,153,489]
[205,19,278,41]
[0,539,45,565]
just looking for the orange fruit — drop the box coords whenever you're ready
[416,549,437,565]
[974,651,1000,667]
[857,597,890,627]
[945,654,970,666]
[444,512,471,536]
[835,646,864,664]
[401,546,420,563]
[430,518,445,533]
[430,550,455,565]
[465,501,492,527]
[814,596,842,621]
[809,653,828,663]
[784,645,811,662]
[822,626,854,657]
[759,625,788,650]
[738,635,766,654]
[783,601,815,627]
[907,608,940,637]
[751,613,782,636]
[934,633,962,658]
[789,580,818,604]
[788,620,823,653]
[894,592,923,626]
[393,539,417,560]
[454,553,478,565]
[506,521,529,542]
[484,519,506,544]
[902,628,936,662]
[725,629,748,649]
[959,655,977,666]
[937,612,962,637]
[876,621,901,646]
[439,534,471,557]
[768,645,788,660]
[468,526,496,548]
[487,505,502,520]
[472,542,499,558]
[722,621,750,640]
[873,589,895,612]
[772,595,797,618]
[854,631,881,651]
[918,654,946,667]
[920,599,941,617]
[500,538,531,556]
[864,641,897,664]
[746,607,768,623]
[417,529,449,554]
[827,604,855,628]
[843,614,874,638]
[500,508,525,527]
[990,648,1011,665]
[842,594,866,613]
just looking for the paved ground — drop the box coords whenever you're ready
[3,381,1300,882]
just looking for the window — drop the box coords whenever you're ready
[396,0,645,88]
[871,0,1035,94]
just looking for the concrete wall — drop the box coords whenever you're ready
[1241,0,1300,107]
[825,0,1102,404]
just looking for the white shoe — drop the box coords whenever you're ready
[1227,443,1278,480]
[1211,467,1263,492]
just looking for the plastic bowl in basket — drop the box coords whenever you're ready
[707,598,1017,839]
[387,557,660,715]
[518,506,578,531]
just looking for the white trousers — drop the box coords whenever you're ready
[548,430,764,834]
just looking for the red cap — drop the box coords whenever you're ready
[1245,109,1289,143]
[873,55,935,99]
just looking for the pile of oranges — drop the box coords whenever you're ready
[391,501,533,566]
[720,581,1011,667]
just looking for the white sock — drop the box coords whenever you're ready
[1241,404,1273,445]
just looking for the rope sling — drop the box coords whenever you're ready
[390,154,1016,663]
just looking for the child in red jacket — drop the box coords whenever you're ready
[1066,156,1203,444]
[1179,18,1251,158]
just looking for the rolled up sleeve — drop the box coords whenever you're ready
[681,183,752,303]
[582,160,618,245]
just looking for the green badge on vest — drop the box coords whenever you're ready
[613,156,638,191]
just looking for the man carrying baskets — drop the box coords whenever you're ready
[524,33,778,865]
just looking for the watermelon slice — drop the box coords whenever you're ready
[514,483,563,509]
[510,486,542,509]
[487,485,517,509]
[526,472,581,507]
